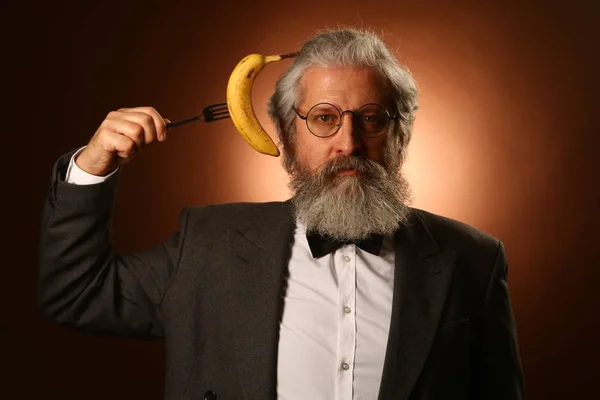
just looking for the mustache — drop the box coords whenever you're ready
[316,155,385,180]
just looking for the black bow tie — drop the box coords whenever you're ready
[306,232,384,258]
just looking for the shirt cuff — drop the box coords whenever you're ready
[65,147,119,185]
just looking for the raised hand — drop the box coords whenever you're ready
[75,106,169,176]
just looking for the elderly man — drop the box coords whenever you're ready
[38,28,525,399]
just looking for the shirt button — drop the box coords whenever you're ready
[343,306,352,314]
[343,255,351,262]
[341,362,350,371]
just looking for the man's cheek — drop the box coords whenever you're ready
[296,150,319,173]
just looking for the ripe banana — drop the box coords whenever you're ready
[226,52,297,157]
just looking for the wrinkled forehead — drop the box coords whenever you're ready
[297,65,391,109]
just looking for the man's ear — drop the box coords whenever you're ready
[276,119,291,149]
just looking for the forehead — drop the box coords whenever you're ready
[298,65,387,108]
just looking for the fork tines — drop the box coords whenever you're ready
[166,102,231,129]
[203,102,230,122]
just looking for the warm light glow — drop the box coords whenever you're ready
[214,23,519,233]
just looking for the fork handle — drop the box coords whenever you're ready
[166,113,203,129]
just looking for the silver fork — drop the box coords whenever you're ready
[166,102,230,128]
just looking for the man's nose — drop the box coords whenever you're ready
[333,113,364,156]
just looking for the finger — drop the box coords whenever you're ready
[110,110,158,145]
[120,106,168,142]
[140,106,168,141]
[102,118,146,150]
[164,119,173,135]
[102,129,138,160]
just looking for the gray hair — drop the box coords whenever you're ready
[267,28,419,171]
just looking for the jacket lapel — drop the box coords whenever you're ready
[378,210,458,400]
[226,202,295,400]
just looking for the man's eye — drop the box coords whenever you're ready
[316,114,335,123]
[362,115,380,123]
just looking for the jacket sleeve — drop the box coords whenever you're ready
[37,150,189,339]
[472,240,526,399]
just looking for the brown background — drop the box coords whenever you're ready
[4,0,599,398]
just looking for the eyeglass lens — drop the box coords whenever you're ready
[306,103,390,137]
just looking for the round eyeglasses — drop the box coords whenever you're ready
[293,102,397,138]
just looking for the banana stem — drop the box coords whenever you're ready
[265,52,299,64]
[279,51,299,59]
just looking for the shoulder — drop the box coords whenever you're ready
[409,207,502,257]
[187,200,290,218]
[179,200,292,231]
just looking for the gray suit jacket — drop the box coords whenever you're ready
[38,151,525,399]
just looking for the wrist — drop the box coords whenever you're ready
[74,150,115,177]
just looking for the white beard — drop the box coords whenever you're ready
[288,154,412,241]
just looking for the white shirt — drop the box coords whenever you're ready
[66,149,396,400]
